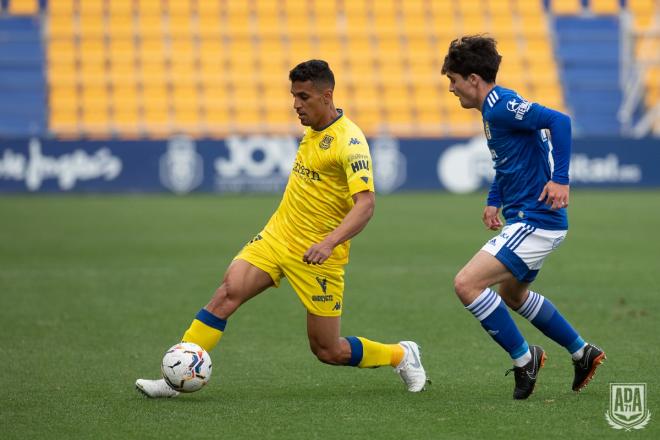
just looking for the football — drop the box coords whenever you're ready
[161,342,212,393]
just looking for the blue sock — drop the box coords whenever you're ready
[466,288,529,362]
[516,291,586,355]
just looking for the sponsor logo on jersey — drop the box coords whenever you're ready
[316,276,328,293]
[319,134,334,150]
[484,121,492,140]
[350,159,370,173]
[311,294,334,302]
[507,98,532,120]
[292,160,321,181]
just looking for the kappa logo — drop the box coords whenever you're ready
[319,134,334,150]
[349,137,361,145]
[606,383,651,430]
[332,301,341,311]
[315,276,327,293]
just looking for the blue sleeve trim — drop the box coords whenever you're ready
[195,308,227,331]
[345,336,363,367]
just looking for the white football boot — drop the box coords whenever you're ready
[395,341,428,392]
[135,378,180,398]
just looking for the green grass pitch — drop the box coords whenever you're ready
[1,191,658,439]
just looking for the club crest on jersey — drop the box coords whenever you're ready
[319,134,334,150]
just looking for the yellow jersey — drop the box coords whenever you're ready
[263,110,375,265]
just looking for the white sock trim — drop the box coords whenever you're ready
[517,291,544,321]
[513,350,532,367]
[466,288,502,322]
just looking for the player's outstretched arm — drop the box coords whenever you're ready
[303,190,375,265]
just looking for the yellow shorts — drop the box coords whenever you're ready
[234,232,345,317]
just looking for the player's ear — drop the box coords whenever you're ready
[323,88,333,104]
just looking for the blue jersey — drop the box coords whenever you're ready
[482,86,571,230]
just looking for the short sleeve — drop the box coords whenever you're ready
[338,135,376,195]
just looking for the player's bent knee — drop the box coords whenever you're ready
[453,273,470,299]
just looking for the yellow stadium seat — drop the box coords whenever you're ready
[47,14,76,38]
[50,110,79,134]
[136,0,164,16]
[137,15,164,38]
[223,11,252,37]
[590,0,621,14]
[169,15,193,37]
[49,0,75,15]
[284,11,314,37]
[78,1,104,16]
[515,0,546,16]
[108,15,135,38]
[551,0,583,15]
[166,0,193,17]
[78,15,106,38]
[79,39,107,64]
[287,36,315,62]
[197,15,222,37]
[109,0,133,17]
[48,61,78,87]
[9,0,38,15]
[48,39,76,64]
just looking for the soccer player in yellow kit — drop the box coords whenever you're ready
[136,60,427,397]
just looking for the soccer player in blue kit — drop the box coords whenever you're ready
[441,35,605,399]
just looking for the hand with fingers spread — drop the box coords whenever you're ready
[538,181,570,210]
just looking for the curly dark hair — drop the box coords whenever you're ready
[441,35,502,83]
[289,59,335,89]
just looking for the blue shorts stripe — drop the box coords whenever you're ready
[509,226,535,251]
[195,308,227,331]
[345,336,363,367]
[504,226,528,248]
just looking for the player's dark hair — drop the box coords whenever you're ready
[441,35,502,83]
[289,59,335,90]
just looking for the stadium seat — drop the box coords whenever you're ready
[8,0,39,15]
[589,0,621,15]
[551,0,584,15]
[40,0,571,138]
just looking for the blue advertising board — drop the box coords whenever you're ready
[1,135,659,193]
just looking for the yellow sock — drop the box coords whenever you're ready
[181,309,227,352]
[354,337,404,368]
